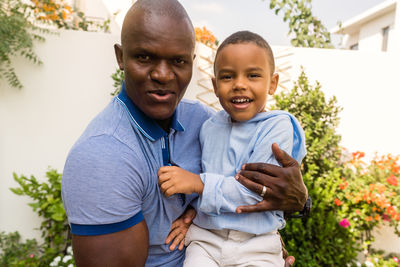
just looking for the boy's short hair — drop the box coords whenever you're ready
[214,31,275,75]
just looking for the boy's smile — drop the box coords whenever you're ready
[213,43,279,122]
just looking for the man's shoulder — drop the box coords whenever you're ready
[177,99,215,123]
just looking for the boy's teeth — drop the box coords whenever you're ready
[232,98,251,103]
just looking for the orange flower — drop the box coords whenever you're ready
[374,214,380,221]
[387,175,398,186]
[334,198,342,206]
[366,216,373,222]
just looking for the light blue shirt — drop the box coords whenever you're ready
[193,110,306,234]
[61,86,213,267]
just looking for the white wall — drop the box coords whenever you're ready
[0,30,119,239]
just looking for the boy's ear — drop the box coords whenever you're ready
[212,77,218,97]
[114,44,124,70]
[268,73,279,95]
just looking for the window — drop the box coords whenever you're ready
[350,43,359,50]
[382,26,389,52]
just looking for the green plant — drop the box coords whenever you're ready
[1,0,110,89]
[275,70,359,266]
[0,231,41,267]
[266,0,333,48]
[0,0,46,89]
[10,169,71,265]
[111,68,124,96]
[337,152,400,254]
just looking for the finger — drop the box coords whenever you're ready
[160,181,173,195]
[182,208,196,224]
[242,162,282,177]
[165,226,183,244]
[284,256,295,267]
[169,233,184,251]
[236,200,274,213]
[158,166,173,175]
[178,239,185,251]
[235,174,268,196]
[158,173,170,185]
[164,187,176,197]
[272,143,298,168]
[238,170,275,186]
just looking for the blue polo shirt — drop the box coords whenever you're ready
[61,86,213,266]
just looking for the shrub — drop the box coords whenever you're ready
[0,231,41,267]
[9,169,72,266]
[275,70,359,266]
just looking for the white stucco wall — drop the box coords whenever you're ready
[0,30,120,239]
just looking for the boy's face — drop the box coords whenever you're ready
[212,43,279,122]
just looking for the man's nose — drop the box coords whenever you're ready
[150,61,174,84]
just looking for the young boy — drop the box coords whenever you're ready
[158,31,306,266]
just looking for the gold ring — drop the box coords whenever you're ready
[260,185,267,197]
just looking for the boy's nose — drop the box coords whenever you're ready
[233,78,248,91]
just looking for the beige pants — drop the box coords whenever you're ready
[183,224,284,267]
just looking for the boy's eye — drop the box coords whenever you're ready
[219,75,232,80]
[249,73,261,78]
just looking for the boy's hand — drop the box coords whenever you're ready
[158,166,204,197]
[165,208,196,251]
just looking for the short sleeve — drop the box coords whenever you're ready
[61,135,147,235]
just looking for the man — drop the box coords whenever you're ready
[61,0,307,266]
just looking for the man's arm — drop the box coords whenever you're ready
[236,143,308,213]
[72,220,149,267]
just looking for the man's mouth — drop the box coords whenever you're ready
[148,90,175,102]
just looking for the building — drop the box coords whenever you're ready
[330,0,400,52]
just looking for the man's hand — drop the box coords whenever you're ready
[158,166,204,197]
[165,208,196,251]
[235,143,308,213]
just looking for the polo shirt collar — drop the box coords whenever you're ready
[117,83,185,141]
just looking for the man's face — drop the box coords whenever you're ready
[115,13,195,122]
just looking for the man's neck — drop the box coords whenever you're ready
[155,118,171,133]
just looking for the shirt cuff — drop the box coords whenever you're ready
[70,211,144,236]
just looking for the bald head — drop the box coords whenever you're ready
[121,0,195,47]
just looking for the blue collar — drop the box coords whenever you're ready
[116,83,185,141]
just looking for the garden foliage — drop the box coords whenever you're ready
[1,0,110,89]
[2,169,73,266]
[266,0,333,48]
[275,70,359,265]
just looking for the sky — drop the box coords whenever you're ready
[105,0,388,46]
[178,0,388,46]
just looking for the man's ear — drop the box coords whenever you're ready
[114,44,124,70]
[212,77,218,97]
[268,73,279,95]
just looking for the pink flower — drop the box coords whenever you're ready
[29,254,35,258]
[339,218,350,228]
[382,214,390,221]
[393,256,399,263]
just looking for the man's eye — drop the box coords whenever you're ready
[136,55,150,61]
[174,58,186,65]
